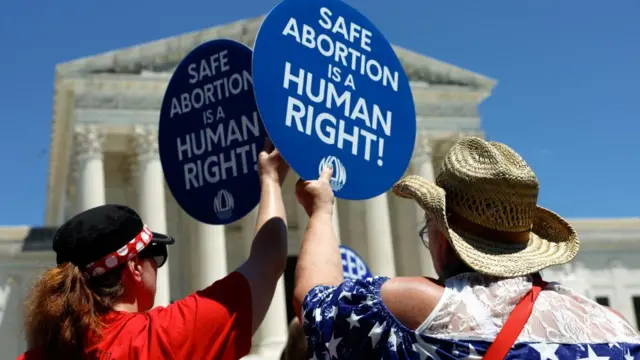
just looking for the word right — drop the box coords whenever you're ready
[281,7,399,167]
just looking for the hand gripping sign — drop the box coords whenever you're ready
[253,0,416,200]
[339,245,373,281]
[159,40,266,225]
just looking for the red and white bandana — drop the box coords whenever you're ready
[85,225,153,277]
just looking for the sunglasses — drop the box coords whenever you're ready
[138,242,168,268]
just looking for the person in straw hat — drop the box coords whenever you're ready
[293,137,640,359]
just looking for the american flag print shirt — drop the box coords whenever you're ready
[302,276,640,359]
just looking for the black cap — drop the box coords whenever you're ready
[53,204,175,267]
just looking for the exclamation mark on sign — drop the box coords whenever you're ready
[252,143,258,171]
[377,138,384,166]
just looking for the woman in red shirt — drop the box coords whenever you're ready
[18,141,290,360]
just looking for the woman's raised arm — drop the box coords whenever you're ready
[236,139,290,333]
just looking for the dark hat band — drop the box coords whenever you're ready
[85,225,153,277]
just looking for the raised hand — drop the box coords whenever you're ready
[258,138,290,185]
[295,166,335,217]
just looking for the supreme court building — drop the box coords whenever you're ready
[1,16,639,359]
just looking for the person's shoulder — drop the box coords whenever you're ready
[380,276,445,330]
[381,276,445,299]
[198,271,250,298]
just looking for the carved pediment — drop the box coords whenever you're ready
[55,15,495,90]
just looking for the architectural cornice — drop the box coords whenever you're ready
[74,108,160,125]
[55,16,496,91]
[0,226,59,259]
[67,77,486,111]
[45,78,76,225]
[410,83,493,104]
[569,217,640,230]
[568,218,640,250]
[75,91,163,111]
[72,90,481,118]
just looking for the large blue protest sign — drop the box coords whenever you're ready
[339,245,373,281]
[253,0,416,200]
[159,39,265,225]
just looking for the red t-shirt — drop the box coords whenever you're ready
[17,272,252,360]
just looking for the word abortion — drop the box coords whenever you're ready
[176,111,261,190]
[283,62,391,166]
[168,50,254,119]
[282,8,399,92]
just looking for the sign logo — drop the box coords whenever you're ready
[252,0,416,200]
[214,189,234,220]
[318,156,346,191]
[339,245,373,281]
[158,39,265,225]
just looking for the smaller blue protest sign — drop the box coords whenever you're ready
[339,245,373,281]
[253,0,416,200]
[159,39,265,225]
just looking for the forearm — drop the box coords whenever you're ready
[235,178,288,334]
[249,179,288,274]
[293,212,343,312]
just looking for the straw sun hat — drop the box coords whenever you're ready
[392,137,579,278]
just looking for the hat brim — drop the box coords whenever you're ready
[392,175,580,278]
[151,232,175,245]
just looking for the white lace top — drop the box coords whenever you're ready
[302,273,640,359]
[418,272,640,344]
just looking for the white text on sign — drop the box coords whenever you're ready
[168,50,261,190]
[282,9,399,91]
[280,8,398,167]
[341,248,370,280]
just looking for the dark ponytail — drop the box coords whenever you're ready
[24,263,125,360]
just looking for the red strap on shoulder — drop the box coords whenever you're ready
[482,276,548,360]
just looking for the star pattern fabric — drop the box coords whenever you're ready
[302,277,640,359]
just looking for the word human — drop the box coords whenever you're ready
[283,62,390,166]
[177,111,261,190]
[282,8,399,92]
[169,50,253,119]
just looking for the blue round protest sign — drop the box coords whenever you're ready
[253,0,416,200]
[339,245,373,281]
[159,39,266,225]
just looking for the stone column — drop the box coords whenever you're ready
[132,125,171,307]
[364,194,396,277]
[190,220,228,291]
[412,137,437,278]
[0,274,20,357]
[609,260,635,326]
[241,209,288,357]
[74,125,106,212]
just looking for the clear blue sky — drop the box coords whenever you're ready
[0,0,638,226]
